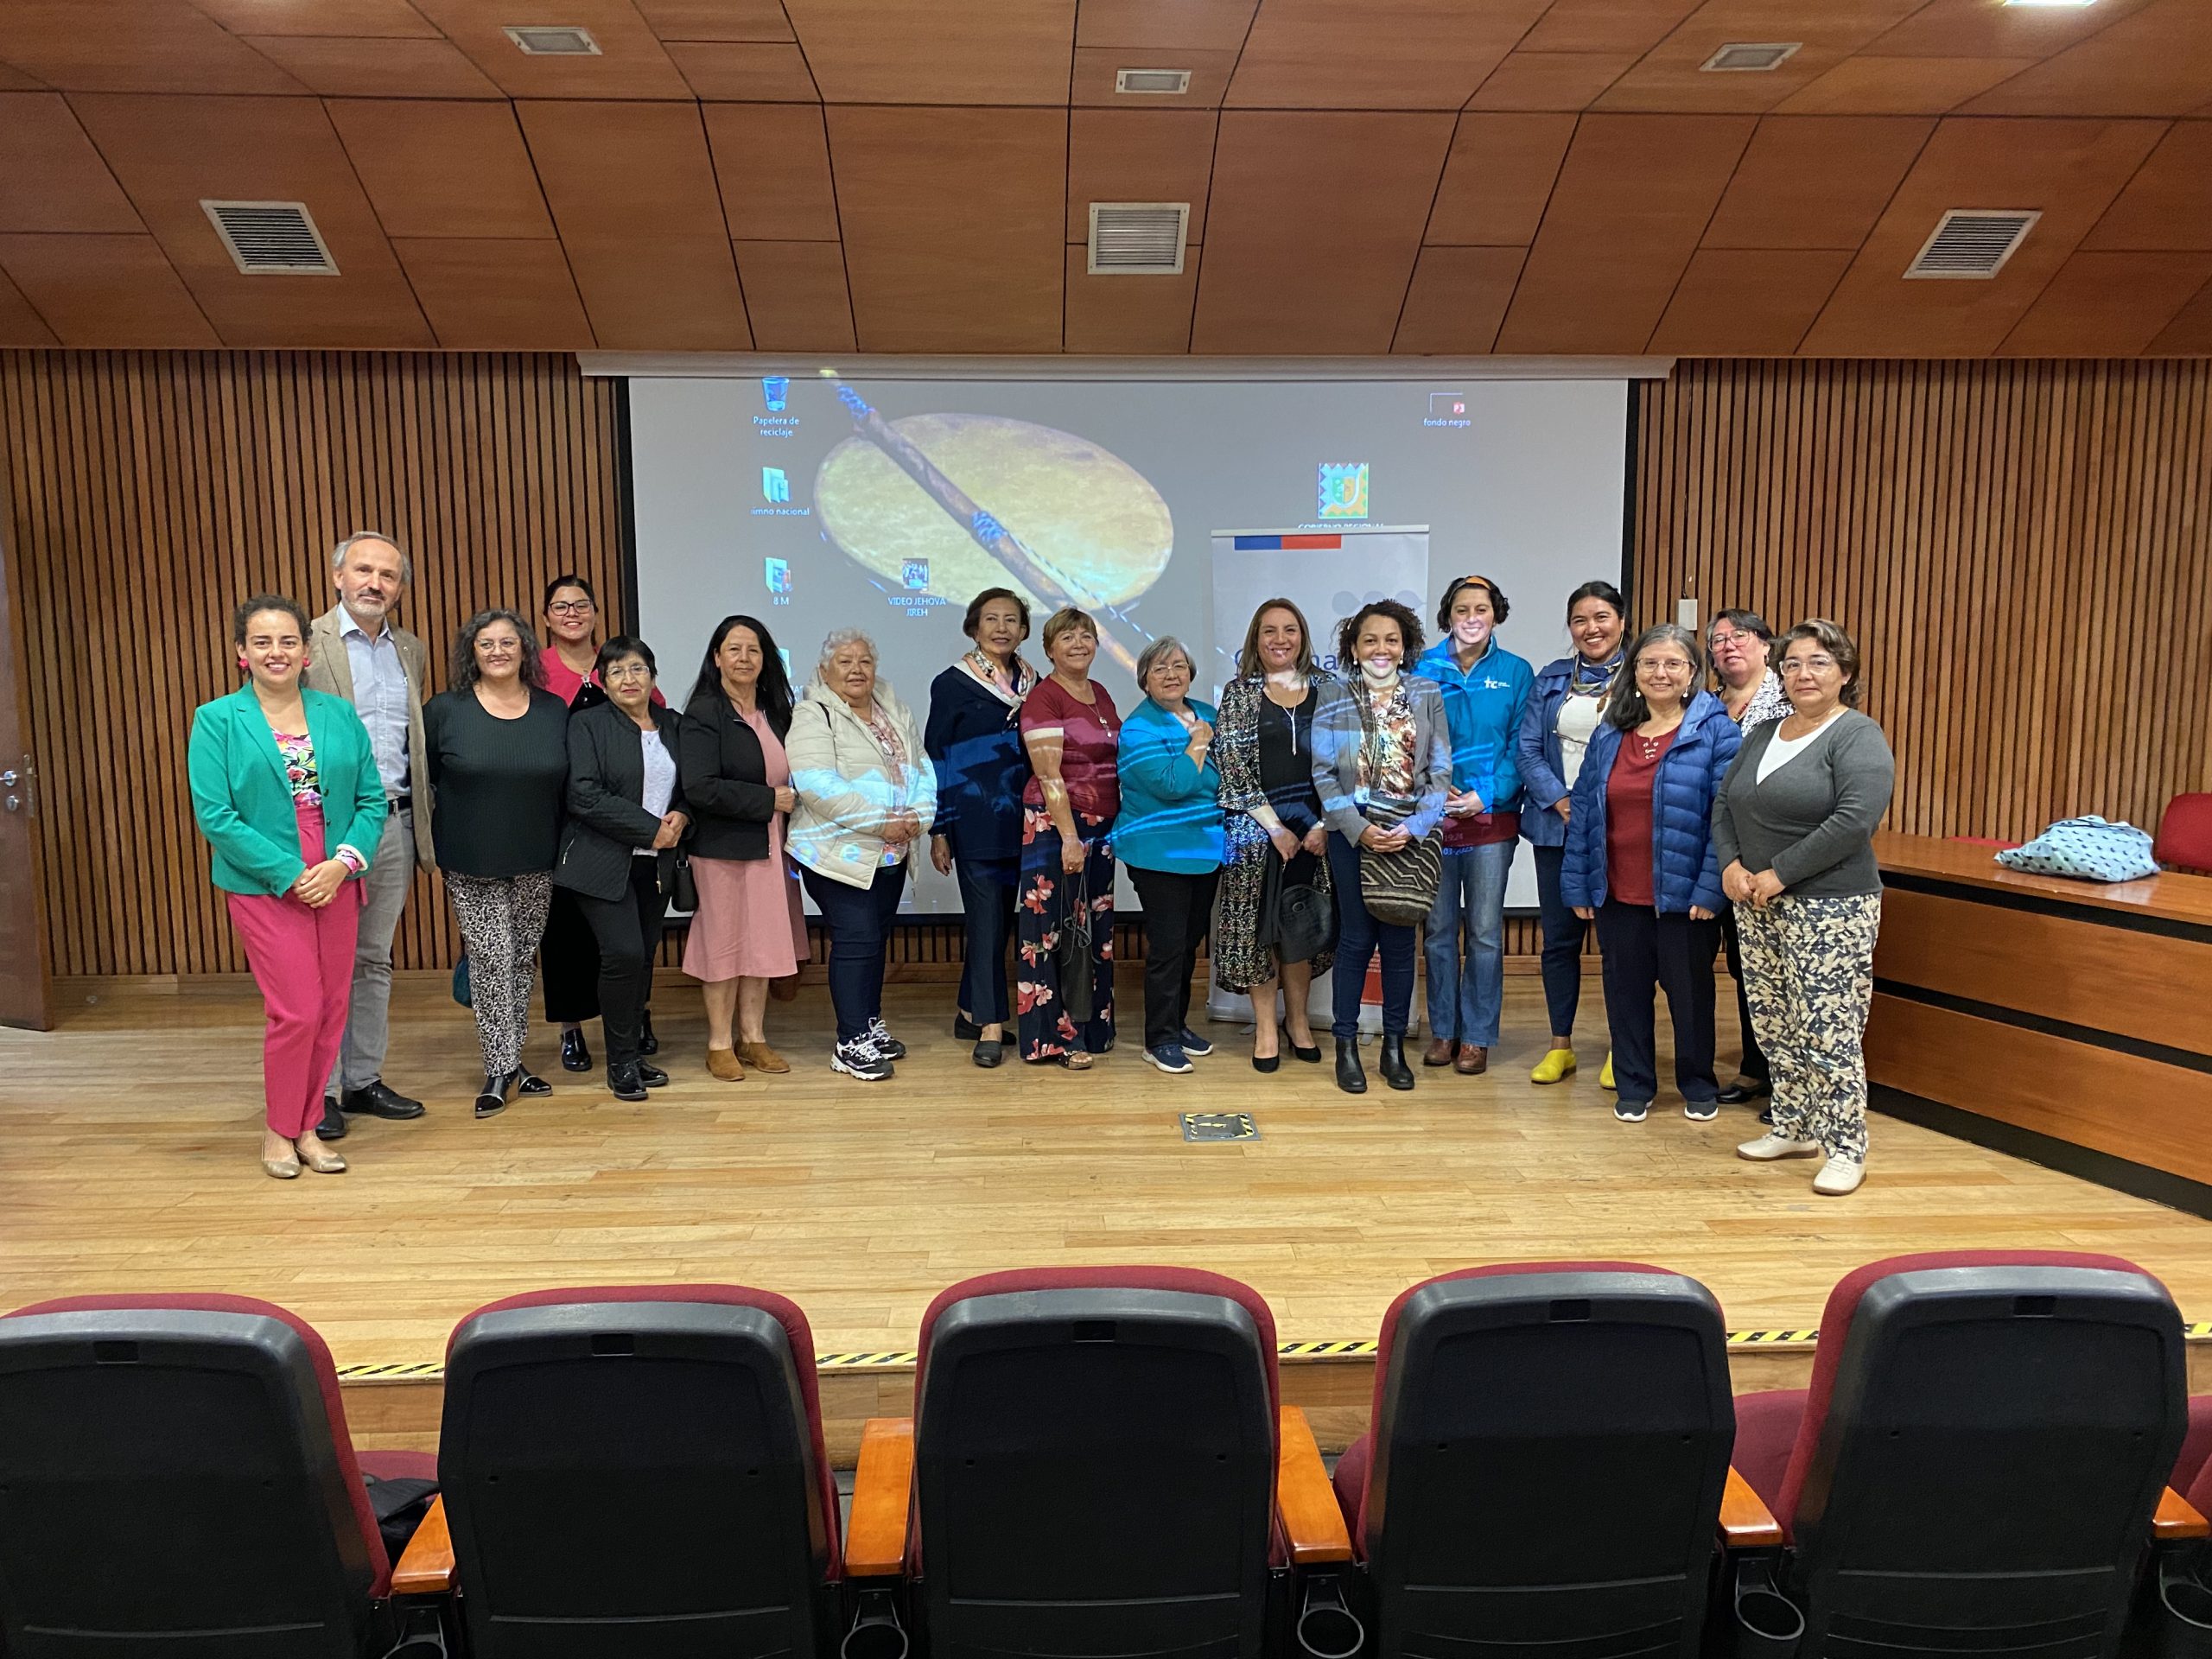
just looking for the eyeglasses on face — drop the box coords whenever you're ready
[547,600,594,616]
[604,662,653,680]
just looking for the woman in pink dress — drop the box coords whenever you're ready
[677,614,808,1080]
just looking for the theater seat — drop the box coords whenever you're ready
[2157,794,2212,874]
[1331,1262,1735,1659]
[0,1292,401,1659]
[435,1284,843,1659]
[1731,1250,2186,1658]
[855,1266,1330,1659]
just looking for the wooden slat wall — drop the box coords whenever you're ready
[1637,359,2212,842]
[6,352,2209,978]
[0,352,622,976]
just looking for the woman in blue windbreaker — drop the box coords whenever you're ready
[1560,623,1740,1125]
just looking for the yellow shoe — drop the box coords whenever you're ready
[1529,1047,1577,1084]
[1599,1052,1616,1091]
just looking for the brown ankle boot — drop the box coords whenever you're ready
[1423,1036,1456,1066]
[706,1047,746,1081]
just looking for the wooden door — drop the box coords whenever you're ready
[0,491,53,1029]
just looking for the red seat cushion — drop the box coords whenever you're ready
[1768,1251,2157,1539]
[359,1448,439,1483]
[5,1293,394,1595]
[1332,1433,1372,1549]
[2155,795,2212,874]
[1730,1389,1808,1516]
[455,1283,842,1577]
[2177,1396,2212,1498]
[1348,1262,1683,1556]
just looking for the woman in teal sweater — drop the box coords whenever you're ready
[1114,636,1224,1075]
[188,595,386,1180]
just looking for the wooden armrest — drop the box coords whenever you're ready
[846,1416,914,1579]
[390,1495,454,1597]
[1276,1406,1353,1566]
[2158,1486,2211,1541]
[1719,1467,1784,1550]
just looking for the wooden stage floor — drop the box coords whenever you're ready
[7,970,2212,1375]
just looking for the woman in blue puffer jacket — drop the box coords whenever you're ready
[1561,624,1740,1125]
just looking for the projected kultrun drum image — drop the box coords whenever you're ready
[812,385,1173,677]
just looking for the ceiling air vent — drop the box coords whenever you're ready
[1116,67,1192,94]
[1700,41,1801,70]
[504,24,601,54]
[201,200,337,275]
[1906,209,2041,279]
[1088,202,1189,276]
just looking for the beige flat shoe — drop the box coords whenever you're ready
[296,1141,347,1175]
[1813,1155,1865,1196]
[735,1040,790,1075]
[706,1046,747,1081]
[262,1154,301,1180]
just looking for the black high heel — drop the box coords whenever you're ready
[1252,1052,1281,1074]
[1289,1039,1322,1063]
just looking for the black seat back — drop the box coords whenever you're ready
[914,1284,1276,1659]
[1788,1263,2184,1659]
[441,1295,835,1659]
[0,1305,378,1659]
[1363,1267,1733,1659]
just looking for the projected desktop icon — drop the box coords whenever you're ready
[762,376,790,412]
[765,556,791,596]
[762,467,791,505]
[1428,392,1467,416]
[901,558,930,591]
[1318,461,1370,519]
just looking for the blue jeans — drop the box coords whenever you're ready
[1423,840,1514,1049]
[1325,831,1417,1040]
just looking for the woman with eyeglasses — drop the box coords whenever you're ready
[1719,620,1894,1198]
[1706,608,1789,1113]
[1560,624,1739,1127]
[538,576,608,1073]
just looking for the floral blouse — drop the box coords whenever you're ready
[274,729,321,804]
[1358,681,1419,800]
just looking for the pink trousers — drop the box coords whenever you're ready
[225,801,362,1138]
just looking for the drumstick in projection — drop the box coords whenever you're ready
[828,379,1143,678]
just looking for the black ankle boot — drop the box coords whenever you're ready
[638,1010,659,1056]
[1378,1033,1415,1091]
[1334,1038,1367,1095]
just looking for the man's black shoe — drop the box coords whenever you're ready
[342,1080,426,1120]
[1717,1076,1772,1105]
[315,1096,347,1141]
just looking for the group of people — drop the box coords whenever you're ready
[189,535,1893,1200]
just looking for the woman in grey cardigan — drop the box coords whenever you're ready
[1713,619,1895,1196]
[1312,599,1452,1096]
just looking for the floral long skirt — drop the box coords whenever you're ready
[1016,804,1116,1061]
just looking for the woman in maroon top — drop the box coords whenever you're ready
[1560,624,1741,1122]
[1016,606,1122,1066]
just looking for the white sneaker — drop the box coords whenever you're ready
[1813,1155,1866,1196]
[1737,1133,1821,1161]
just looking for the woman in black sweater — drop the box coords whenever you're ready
[678,614,805,1083]
[555,636,688,1103]
[423,610,571,1119]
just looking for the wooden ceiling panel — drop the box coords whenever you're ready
[0,64,43,90]
[563,233,750,346]
[406,0,694,99]
[1226,0,1552,111]
[1964,0,2212,116]
[1076,0,1257,50]
[635,0,795,39]
[829,105,1066,350]
[1999,249,2212,353]
[68,92,433,346]
[0,232,218,345]
[187,0,442,36]
[1519,0,1702,55]
[1701,115,1932,249]
[1424,111,1576,245]
[1649,246,1853,353]
[1469,53,1638,111]
[1071,47,1239,107]
[1065,110,1218,243]
[328,99,554,238]
[0,93,143,233]
[734,238,855,348]
[0,1,305,93]
[391,237,594,346]
[1777,56,2035,115]
[1802,117,2169,355]
[1866,0,2158,60]
[516,100,728,239]
[239,36,505,96]
[1598,0,1927,113]
[1497,111,1755,351]
[2084,121,2212,250]
[2149,276,2212,352]
[0,264,59,346]
[1193,111,1452,352]
[784,0,1075,105]
[702,104,839,241]
[1065,245,1200,353]
[1392,245,1523,353]
[665,41,817,99]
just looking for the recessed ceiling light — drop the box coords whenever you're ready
[1700,41,1802,71]
[1115,67,1193,95]
[504,24,601,54]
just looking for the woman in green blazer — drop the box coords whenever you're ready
[188,594,386,1180]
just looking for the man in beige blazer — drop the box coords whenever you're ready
[304,531,435,1138]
